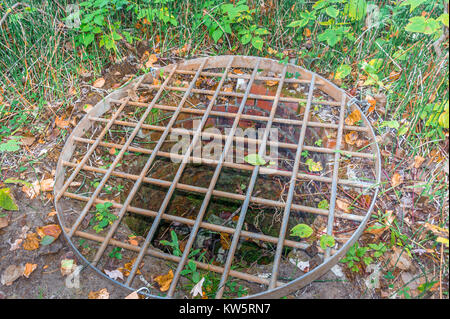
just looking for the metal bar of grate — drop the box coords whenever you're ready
[87,116,374,159]
[125,58,231,285]
[70,229,286,287]
[107,99,370,132]
[269,75,317,288]
[216,73,315,298]
[61,161,366,222]
[166,59,264,297]
[68,138,374,189]
[66,65,178,238]
[167,69,326,85]
[141,84,342,107]
[324,94,347,260]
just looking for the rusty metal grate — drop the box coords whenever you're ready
[54,56,381,299]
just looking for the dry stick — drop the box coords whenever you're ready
[124,58,210,285]
[268,75,316,290]
[165,58,264,297]
[65,68,175,238]
[215,66,290,298]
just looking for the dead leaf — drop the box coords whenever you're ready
[391,172,403,188]
[233,69,244,75]
[88,288,110,299]
[39,178,54,192]
[145,54,158,68]
[104,269,124,281]
[219,233,231,250]
[344,131,359,145]
[413,155,425,169]
[125,290,141,299]
[55,117,70,129]
[93,77,105,88]
[190,277,205,298]
[366,95,376,114]
[154,269,174,292]
[109,147,116,155]
[20,136,35,146]
[389,247,411,270]
[0,216,8,229]
[23,263,37,278]
[1,264,25,286]
[82,104,93,113]
[336,199,351,214]
[265,80,278,87]
[60,259,76,276]
[119,258,141,277]
[345,109,361,126]
[36,224,61,239]
[23,233,40,251]
[303,28,311,37]
[9,238,23,251]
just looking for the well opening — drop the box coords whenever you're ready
[54,56,380,299]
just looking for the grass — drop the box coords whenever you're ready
[0,0,448,298]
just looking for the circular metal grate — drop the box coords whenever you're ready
[54,56,381,298]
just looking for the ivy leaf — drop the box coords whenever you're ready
[320,235,336,250]
[290,224,314,238]
[335,64,351,79]
[244,154,266,166]
[326,6,339,18]
[251,36,264,51]
[287,19,308,28]
[400,0,427,12]
[0,139,21,153]
[0,188,18,211]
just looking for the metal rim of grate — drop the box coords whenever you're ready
[54,55,381,299]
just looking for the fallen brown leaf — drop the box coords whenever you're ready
[344,131,358,145]
[36,224,61,239]
[88,288,110,299]
[154,269,174,292]
[336,199,352,214]
[145,54,158,68]
[23,233,40,251]
[391,172,403,188]
[55,117,70,129]
[345,109,361,126]
[23,263,37,278]
[0,216,8,229]
[1,264,25,286]
[93,77,106,88]
[60,259,76,276]
[413,155,425,169]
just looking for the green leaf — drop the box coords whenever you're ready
[40,235,56,246]
[437,13,449,27]
[0,139,21,152]
[346,0,367,21]
[0,188,18,211]
[318,199,329,210]
[244,154,266,166]
[240,33,252,45]
[251,36,264,50]
[335,64,351,79]
[326,6,339,18]
[317,28,339,47]
[287,19,308,28]
[320,235,335,250]
[405,16,440,35]
[290,224,314,238]
[212,28,223,43]
[3,178,32,188]
[380,120,400,129]
[400,0,426,12]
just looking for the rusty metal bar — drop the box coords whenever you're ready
[70,229,285,287]
[141,84,342,107]
[166,58,264,297]
[324,94,347,260]
[90,61,208,266]
[217,72,315,297]
[108,98,370,132]
[70,137,374,189]
[66,66,179,238]
[61,160,365,222]
[89,116,374,159]
[125,57,232,285]
[62,192,310,250]
[269,75,317,289]
[167,69,326,85]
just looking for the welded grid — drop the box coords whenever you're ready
[54,56,380,298]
